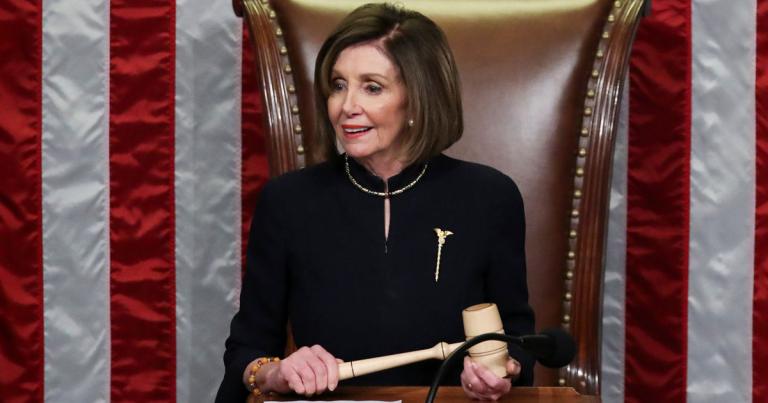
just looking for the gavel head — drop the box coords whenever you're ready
[462,303,508,378]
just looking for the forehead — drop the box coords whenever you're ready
[332,43,400,78]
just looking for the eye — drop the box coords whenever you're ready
[331,79,346,92]
[365,83,383,94]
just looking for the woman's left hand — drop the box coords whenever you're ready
[460,356,521,401]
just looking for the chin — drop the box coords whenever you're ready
[341,145,376,160]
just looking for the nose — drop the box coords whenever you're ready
[341,89,360,116]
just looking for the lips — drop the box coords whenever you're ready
[341,124,373,138]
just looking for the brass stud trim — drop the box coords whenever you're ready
[288,84,295,93]
[296,145,305,154]
[591,69,599,78]
[563,314,571,323]
[566,271,573,280]
[558,378,566,386]
[280,46,288,55]
[569,229,577,239]
[581,127,589,137]
[284,64,292,74]
[608,14,616,22]
[576,167,584,177]
[614,1,622,7]
[597,49,605,58]
[567,251,576,260]
[268,10,276,19]
[294,124,302,134]
[584,107,593,116]
[565,292,572,301]
[291,105,299,114]
[574,189,582,199]
[571,209,579,218]
[587,89,595,98]
[276,28,283,36]
[602,31,610,39]
[578,148,587,157]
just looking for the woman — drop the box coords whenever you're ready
[216,3,535,401]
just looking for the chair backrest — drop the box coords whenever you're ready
[235,0,646,395]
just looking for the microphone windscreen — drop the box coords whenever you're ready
[535,328,576,368]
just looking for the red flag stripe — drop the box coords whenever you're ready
[0,1,43,402]
[754,0,768,401]
[625,0,691,401]
[108,1,176,401]
[241,26,270,271]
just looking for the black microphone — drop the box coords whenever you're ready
[425,330,576,403]
[517,328,576,368]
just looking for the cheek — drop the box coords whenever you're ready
[327,98,341,121]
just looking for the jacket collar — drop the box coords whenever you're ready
[344,154,429,196]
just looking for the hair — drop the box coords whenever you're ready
[313,2,463,165]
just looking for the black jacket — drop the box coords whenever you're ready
[215,154,535,402]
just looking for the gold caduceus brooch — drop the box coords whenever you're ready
[433,228,453,282]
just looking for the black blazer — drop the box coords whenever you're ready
[216,154,535,402]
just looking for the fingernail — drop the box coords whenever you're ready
[330,383,336,391]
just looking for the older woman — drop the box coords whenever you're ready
[216,3,534,402]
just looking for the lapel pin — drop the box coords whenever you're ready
[433,228,453,282]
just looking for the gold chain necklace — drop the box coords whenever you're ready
[344,154,428,197]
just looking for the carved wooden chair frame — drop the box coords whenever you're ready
[234,0,648,395]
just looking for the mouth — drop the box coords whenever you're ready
[341,124,373,138]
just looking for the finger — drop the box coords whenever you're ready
[461,357,479,393]
[463,357,482,380]
[466,361,493,396]
[281,363,305,395]
[472,361,509,394]
[292,347,321,395]
[459,375,483,402]
[311,345,339,391]
[506,358,521,380]
[305,351,329,394]
[296,361,317,395]
[462,358,482,387]
[459,364,474,395]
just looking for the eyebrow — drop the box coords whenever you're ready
[330,70,392,83]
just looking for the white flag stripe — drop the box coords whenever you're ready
[174,1,243,401]
[18,1,765,401]
[601,76,629,403]
[41,0,110,402]
[689,0,757,401]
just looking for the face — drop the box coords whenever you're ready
[327,43,409,169]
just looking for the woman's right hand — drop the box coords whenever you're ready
[259,345,340,396]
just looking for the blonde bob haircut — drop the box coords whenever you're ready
[313,2,463,165]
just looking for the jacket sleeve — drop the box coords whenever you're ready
[215,180,291,402]
[485,178,536,386]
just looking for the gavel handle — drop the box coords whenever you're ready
[337,341,463,380]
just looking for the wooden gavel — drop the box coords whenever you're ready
[337,303,509,380]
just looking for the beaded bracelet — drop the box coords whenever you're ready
[247,356,280,396]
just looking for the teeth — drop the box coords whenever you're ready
[344,127,370,134]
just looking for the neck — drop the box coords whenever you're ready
[355,156,407,181]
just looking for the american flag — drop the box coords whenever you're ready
[0,1,765,402]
